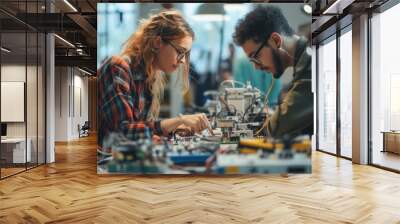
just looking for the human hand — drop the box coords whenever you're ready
[178,113,214,135]
[174,124,195,136]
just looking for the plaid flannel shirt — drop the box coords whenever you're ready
[97,55,163,148]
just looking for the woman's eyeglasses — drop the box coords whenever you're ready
[164,39,190,62]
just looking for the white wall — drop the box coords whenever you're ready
[55,67,69,141]
[54,67,89,141]
[0,65,42,137]
[1,65,26,139]
[72,72,89,138]
[1,64,46,163]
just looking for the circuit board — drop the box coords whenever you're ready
[97,83,312,174]
[99,131,312,174]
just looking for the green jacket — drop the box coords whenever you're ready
[267,37,313,138]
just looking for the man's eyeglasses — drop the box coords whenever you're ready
[248,37,269,66]
[164,39,190,62]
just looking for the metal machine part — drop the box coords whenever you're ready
[202,81,267,143]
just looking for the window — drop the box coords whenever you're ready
[339,28,352,158]
[0,0,46,179]
[97,3,138,67]
[370,3,400,171]
[317,36,337,154]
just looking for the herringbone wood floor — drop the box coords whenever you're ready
[1,135,400,224]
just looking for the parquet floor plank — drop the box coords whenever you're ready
[0,135,399,223]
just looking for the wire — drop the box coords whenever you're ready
[97,156,113,165]
[218,80,246,92]
[263,78,275,110]
[218,95,230,113]
[97,149,112,156]
[242,95,256,120]
[221,79,246,88]
[255,118,269,136]
[216,103,237,117]
[255,78,276,135]
[242,88,267,120]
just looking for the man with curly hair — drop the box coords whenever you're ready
[233,5,313,138]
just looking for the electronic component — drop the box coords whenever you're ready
[97,78,313,176]
[214,153,311,174]
[168,152,212,165]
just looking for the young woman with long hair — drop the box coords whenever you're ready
[98,10,210,147]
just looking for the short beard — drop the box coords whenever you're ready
[271,48,284,79]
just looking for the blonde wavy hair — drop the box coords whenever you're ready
[120,10,194,121]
